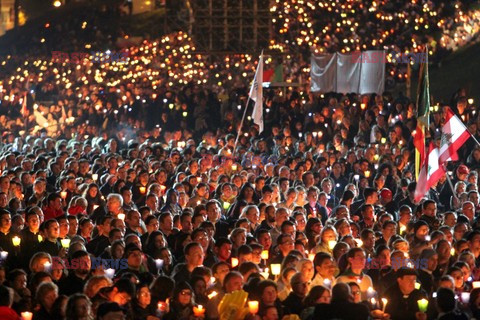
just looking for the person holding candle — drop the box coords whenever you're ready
[163,282,197,320]
[132,283,158,320]
[19,210,42,267]
[186,183,209,209]
[336,248,373,301]
[383,268,427,320]
[314,283,370,320]
[303,186,329,225]
[36,219,64,258]
[310,252,336,289]
[91,193,123,223]
[132,170,150,206]
[312,226,337,256]
[0,209,15,254]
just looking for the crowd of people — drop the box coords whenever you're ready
[0,1,479,320]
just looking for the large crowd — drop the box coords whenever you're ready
[0,1,480,320]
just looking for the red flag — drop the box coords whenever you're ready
[438,108,472,164]
[414,142,445,202]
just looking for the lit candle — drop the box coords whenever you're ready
[248,301,259,314]
[400,225,406,234]
[232,164,238,171]
[417,298,428,312]
[450,248,455,256]
[415,282,421,290]
[92,174,98,181]
[12,236,21,247]
[355,239,363,247]
[61,238,71,248]
[323,279,331,288]
[261,250,269,260]
[21,312,33,320]
[105,268,115,279]
[44,262,52,273]
[271,264,281,276]
[193,305,205,317]
[155,259,164,269]
[364,170,371,178]
[160,185,166,192]
[382,298,388,313]
[208,291,218,299]
[231,257,239,268]
[473,281,480,288]
[118,213,125,221]
[308,252,315,261]
[139,186,146,194]
[370,297,376,308]
[380,137,386,144]
[367,287,375,299]
[157,301,167,312]
[223,202,231,210]
[461,292,470,303]
[93,204,99,211]
[60,191,67,199]
[0,251,7,260]
[197,177,202,183]
[328,240,337,250]
[38,235,43,242]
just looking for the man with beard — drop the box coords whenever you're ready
[58,250,92,296]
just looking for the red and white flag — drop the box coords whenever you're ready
[439,108,472,164]
[414,143,446,202]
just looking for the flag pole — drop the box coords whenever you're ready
[233,50,263,158]
[232,95,252,158]
[444,169,459,203]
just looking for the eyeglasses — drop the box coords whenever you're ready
[352,291,361,296]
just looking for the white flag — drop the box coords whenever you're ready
[249,51,264,133]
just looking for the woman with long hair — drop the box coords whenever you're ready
[163,282,197,320]
[82,183,104,215]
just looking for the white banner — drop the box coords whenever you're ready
[310,54,336,93]
[310,51,385,95]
